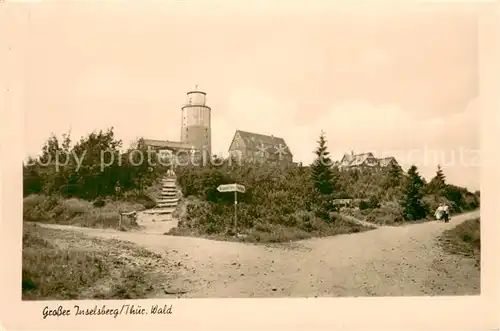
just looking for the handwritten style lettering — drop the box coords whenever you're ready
[42,306,71,319]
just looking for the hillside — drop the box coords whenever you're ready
[23,129,479,242]
[23,128,165,230]
[170,157,479,240]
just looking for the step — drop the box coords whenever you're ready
[161,189,177,194]
[157,198,179,204]
[143,207,175,215]
[157,203,178,208]
[160,191,177,196]
[156,197,179,203]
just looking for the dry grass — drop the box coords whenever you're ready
[438,218,480,268]
[23,194,145,229]
[22,223,169,300]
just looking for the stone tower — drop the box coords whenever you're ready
[180,86,211,159]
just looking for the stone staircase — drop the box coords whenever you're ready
[143,172,180,216]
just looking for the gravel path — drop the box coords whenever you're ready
[36,210,480,298]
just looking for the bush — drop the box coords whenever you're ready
[23,129,168,201]
[93,199,106,208]
[169,162,373,242]
[23,195,144,229]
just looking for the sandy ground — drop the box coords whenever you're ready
[36,210,480,298]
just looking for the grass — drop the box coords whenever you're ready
[22,223,169,300]
[23,194,147,230]
[438,217,480,268]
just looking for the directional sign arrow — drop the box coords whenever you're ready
[217,183,246,193]
[217,184,237,192]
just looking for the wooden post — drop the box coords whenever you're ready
[234,191,237,232]
[119,213,122,228]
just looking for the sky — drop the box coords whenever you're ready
[18,1,480,190]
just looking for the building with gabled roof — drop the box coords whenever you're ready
[139,139,195,152]
[340,152,379,168]
[378,156,398,168]
[228,130,293,164]
[336,151,400,171]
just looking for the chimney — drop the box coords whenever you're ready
[351,150,354,157]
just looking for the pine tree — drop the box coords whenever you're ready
[430,164,446,192]
[435,164,446,182]
[311,131,335,196]
[401,165,427,221]
[310,131,339,219]
[386,161,402,187]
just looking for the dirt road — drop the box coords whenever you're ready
[36,210,480,298]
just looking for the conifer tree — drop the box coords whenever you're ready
[310,131,340,219]
[429,164,446,192]
[311,131,335,196]
[386,161,402,187]
[401,165,427,220]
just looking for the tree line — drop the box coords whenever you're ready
[23,128,166,201]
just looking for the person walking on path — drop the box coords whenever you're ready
[442,203,450,223]
[166,165,176,178]
[435,203,450,223]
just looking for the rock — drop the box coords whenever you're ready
[272,288,277,291]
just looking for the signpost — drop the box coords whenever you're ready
[217,183,246,232]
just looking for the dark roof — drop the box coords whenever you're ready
[338,152,399,168]
[231,130,293,157]
[378,157,397,167]
[340,152,377,167]
[141,139,194,150]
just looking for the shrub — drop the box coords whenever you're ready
[170,162,372,242]
[93,199,106,208]
[23,129,168,202]
[23,195,144,229]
